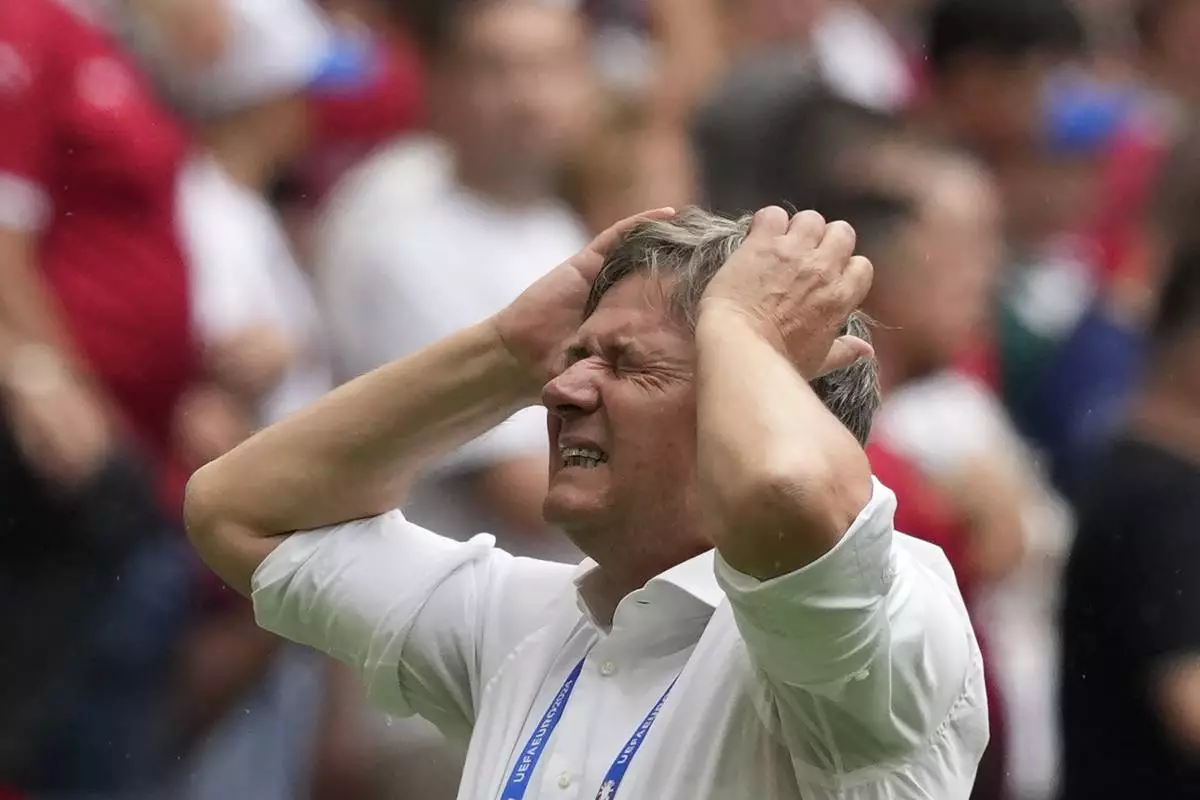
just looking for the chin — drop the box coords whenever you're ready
[542,482,610,530]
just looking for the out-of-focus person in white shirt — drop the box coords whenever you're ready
[315,0,597,555]
[166,1,380,797]
[186,206,989,799]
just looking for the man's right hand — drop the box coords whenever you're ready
[492,207,675,395]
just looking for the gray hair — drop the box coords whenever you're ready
[585,207,880,446]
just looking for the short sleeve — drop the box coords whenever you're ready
[251,512,572,737]
[0,8,55,230]
[716,479,980,762]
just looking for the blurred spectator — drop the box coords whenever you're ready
[1009,117,1200,499]
[166,1,374,797]
[0,0,202,793]
[696,83,904,216]
[916,0,1087,167]
[1059,242,1200,799]
[316,0,594,551]
[841,148,1073,800]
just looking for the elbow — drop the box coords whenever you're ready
[710,448,873,576]
[183,461,224,550]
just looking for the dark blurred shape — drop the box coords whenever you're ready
[693,65,902,215]
[1150,235,1200,348]
[926,0,1086,76]
[387,0,479,58]
[1060,241,1200,800]
[921,0,1087,161]
[0,428,177,785]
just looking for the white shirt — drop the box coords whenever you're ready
[252,478,988,799]
[315,136,587,477]
[179,155,332,425]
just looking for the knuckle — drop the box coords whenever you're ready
[827,219,856,239]
[797,209,826,226]
[766,238,795,262]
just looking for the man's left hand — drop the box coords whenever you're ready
[699,207,874,378]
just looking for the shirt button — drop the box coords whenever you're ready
[599,660,617,677]
[557,772,572,788]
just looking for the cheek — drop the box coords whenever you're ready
[605,385,697,466]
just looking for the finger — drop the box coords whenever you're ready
[811,335,875,378]
[786,209,827,250]
[817,220,857,267]
[844,255,874,306]
[584,207,676,263]
[746,206,790,241]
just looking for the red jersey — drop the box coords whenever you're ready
[0,0,197,510]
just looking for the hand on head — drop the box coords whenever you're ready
[493,205,873,399]
[491,207,677,395]
[700,206,875,379]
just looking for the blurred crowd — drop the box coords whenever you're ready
[1,0,1200,798]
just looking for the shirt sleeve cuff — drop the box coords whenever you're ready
[0,172,50,231]
[714,477,899,687]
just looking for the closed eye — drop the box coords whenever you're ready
[564,345,591,367]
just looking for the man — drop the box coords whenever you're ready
[1059,242,1200,799]
[187,206,988,798]
[316,0,595,551]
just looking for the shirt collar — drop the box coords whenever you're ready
[572,549,725,630]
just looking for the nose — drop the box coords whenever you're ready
[541,360,601,419]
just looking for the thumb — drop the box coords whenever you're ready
[811,335,874,378]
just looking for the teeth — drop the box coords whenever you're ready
[561,446,607,467]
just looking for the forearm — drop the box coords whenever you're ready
[0,230,80,363]
[185,321,534,575]
[696,308,872,578]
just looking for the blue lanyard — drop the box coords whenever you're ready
[500,657,678,800]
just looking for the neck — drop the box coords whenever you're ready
[1129,380,1200,464]
[572,526,710,625]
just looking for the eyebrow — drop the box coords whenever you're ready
[563,336,643,366]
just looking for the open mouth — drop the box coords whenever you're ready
[560,446,608,469]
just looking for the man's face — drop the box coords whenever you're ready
[436,2,594,181]
[540,274,699,556]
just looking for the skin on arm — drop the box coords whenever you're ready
[937,454,1030,583]
[0,228,113,486]
[695,207,875,578]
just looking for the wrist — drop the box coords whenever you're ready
[483,316,554,405]
[696,299,787,356]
